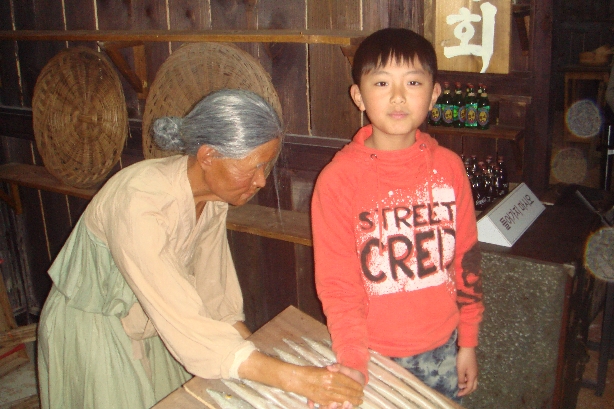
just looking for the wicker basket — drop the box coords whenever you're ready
[32,47,127,189]
[142,42,281,159]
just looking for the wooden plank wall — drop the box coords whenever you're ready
[550,0,614,112]
[0,0,552,330]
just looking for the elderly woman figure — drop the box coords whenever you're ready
[37,89,363,409]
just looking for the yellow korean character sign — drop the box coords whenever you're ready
[426,0,511,74]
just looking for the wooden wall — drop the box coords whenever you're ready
[0,0,553,330]
[550,0,614,112]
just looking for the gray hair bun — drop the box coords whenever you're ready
[152,116,185,151]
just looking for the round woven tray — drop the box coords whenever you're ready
[142,42,282,159]
[32,47,127,189]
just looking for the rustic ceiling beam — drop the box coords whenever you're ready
[0,29,366,47]
[0,30,367,74]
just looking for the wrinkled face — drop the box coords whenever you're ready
[205,138,281,206]
[350,59,440,146]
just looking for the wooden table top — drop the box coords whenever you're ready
[153,306,464,409]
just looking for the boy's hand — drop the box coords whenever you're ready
[328,363,366,386]
[456,347,478,397]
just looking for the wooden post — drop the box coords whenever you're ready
[0,259,30,377]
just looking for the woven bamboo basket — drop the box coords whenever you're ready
[32,47,127,188]
[142,42,282,159]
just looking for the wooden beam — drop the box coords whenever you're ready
[0,163,312,246]
[523,0,553,195]
[0,163,98,200]
[0,324,37,347]
[513,4,531,56]
[426,125,524,142]
[98,41,149,99]
[0,183,22,214]
[0,29,367,46]
[226,204,311,246]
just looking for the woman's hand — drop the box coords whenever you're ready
[238,351,363,407]
[288,364,363,408]
[307,364,366,409]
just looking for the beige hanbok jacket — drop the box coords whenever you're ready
[88,154,257,378]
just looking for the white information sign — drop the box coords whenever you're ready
[477,183,546,247]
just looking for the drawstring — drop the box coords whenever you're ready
[370,154,384,255]
[419,142,435,211]
[370,153,384,255]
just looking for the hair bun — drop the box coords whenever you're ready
[152,116,185,152]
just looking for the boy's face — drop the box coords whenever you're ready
[350,58,440,149]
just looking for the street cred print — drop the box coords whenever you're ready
[356,184,459,297]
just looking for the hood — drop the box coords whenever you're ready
[334,124,440,180]
[332,124,440,254]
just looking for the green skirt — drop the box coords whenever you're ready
[37,218,192,409]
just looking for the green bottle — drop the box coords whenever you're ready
[429,86,443,126]
[477,83,484,97]
[464,83,478,128]
[452,82,464,128]
[477,85,490,130]
[440,82,454,127]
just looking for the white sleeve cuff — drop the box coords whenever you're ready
[228,341,258,379]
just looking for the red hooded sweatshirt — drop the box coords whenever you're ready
[311,125,483,380]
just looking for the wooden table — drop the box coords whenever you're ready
[153,306,464,409]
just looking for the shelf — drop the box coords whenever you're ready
[0,29,367,98]
[0,29,366,46]
[226,204,311,247]
[0,163,99,200]
[0,163,312,246]
[426,124,524,142]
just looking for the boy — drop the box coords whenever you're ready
[311,28,483,402]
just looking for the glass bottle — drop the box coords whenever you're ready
[471,164,488,211]
[464,84,478,128]
[464,156,472,180]
[440,82,454,127]
[477,85,490,130]
[452,82,464,128]
[485,155,494,173]
[469,154,479,175]
[495,156,509,197]
[429,87,443,126]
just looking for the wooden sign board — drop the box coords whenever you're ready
[426,0,511,74]
[477,183,545,247]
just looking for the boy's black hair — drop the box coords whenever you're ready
[352,28,438,85]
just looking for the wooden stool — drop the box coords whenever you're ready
[582,227,614,396]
